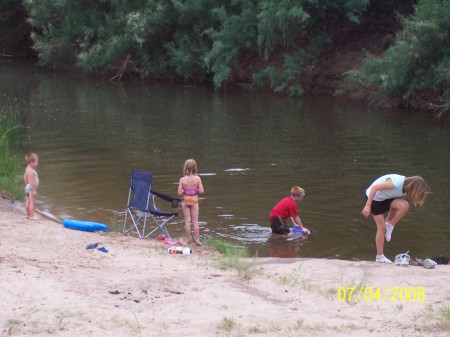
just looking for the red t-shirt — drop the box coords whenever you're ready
[269,196,298,220]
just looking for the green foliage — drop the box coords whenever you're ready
[23,0,410,96]
[166,0,222,80]
[204,0,259,87]
[251,53,305,96]
[256,1,309,60]
[345,0,450,109]
[302,0,369,25]
[0,0,24,36]
[0,103,25,199]
[0,0,32,55]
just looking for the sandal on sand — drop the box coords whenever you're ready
[164,238,177,245]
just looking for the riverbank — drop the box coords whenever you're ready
[1,196,449,337]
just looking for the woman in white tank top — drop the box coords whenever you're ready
[361,174,428,264]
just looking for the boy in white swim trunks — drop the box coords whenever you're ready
[24,153,39,220]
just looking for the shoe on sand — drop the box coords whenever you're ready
[376,255,393,264]
[385,222,394,242]
[394,251,410,267]
[423,259,437,269]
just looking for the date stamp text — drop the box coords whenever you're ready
[337,286,425,303]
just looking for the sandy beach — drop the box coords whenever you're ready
[0,195,449,337]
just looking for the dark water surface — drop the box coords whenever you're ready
[1,60,449,261]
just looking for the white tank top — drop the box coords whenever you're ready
[366,174,405,201]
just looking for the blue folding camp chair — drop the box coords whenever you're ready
[123,170,181,239]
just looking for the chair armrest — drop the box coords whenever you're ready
[150,190,183,208]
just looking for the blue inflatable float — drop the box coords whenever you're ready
[63,219,109,232]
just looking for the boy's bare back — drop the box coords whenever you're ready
[24,167,37,184]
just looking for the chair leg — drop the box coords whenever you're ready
[144,216,174,239]
[123,210,145,239]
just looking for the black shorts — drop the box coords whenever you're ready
[270,217,290,235]
[368,197,395,215]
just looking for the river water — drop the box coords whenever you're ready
[1,60,449,261]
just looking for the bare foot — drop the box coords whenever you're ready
[195,241,202,246]
[27,217,39,221]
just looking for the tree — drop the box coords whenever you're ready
[344,0,449,114]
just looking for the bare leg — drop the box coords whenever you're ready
[190,204,201,246]
[25,195,31,219]
[372,214,386,256]
[182,204,192,242]
[27,191,39,220]
[385,198,409,226]
[384,199,409,241]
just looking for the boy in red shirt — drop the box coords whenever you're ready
[269,186,309,235]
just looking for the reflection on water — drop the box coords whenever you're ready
[1,60,449,261]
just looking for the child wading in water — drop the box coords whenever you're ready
[177,159,204,246]
[361,174,428,264]
[269,186,309,236]
[24,153,40,220]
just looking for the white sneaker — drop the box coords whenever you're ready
[394,251,410,267]
[385,222,394,242]
[423,259,437,269]
[376,255,393,264]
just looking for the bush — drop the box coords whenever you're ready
[24,0,413,97]
[344,0,450,113]
[0,103,25,199]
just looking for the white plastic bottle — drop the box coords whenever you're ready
[167,246,192,255]
[182,247,192,255]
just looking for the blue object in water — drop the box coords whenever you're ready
[292,226,304,235]
[63,219,109,232]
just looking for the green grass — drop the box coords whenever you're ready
[438,305,450,330]
[422,304,450,331]
[218,316,236,331]
[108,215,122,232]
[205,238,247,257]
[204,238,261,279]
[0,103,26,200]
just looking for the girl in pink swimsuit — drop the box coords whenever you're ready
[177,159,205,246]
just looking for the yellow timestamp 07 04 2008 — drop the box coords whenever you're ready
[337,286,425,303]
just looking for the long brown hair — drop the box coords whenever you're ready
[404,176,428,206]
